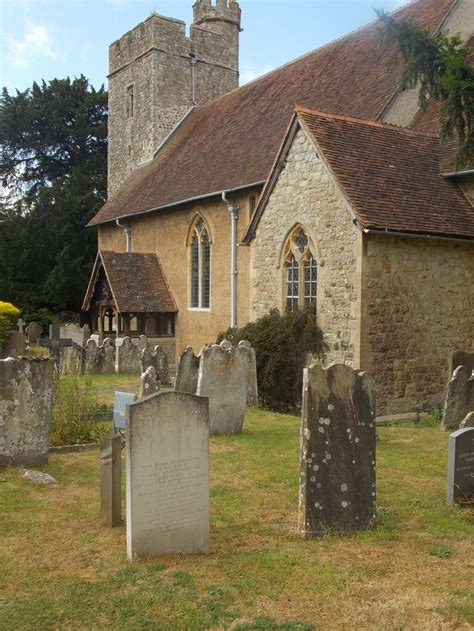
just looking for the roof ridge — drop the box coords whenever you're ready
[296,106,439,139]
[194,0,428,113]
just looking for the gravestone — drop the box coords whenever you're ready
[2,331,26,359]
[25,321,42,345]
[449,351,474,377]
[0,358,55,468]
[118,336,140,373]
[238,340,258,407]
[84,338,100,373]
[175,347,200,395]
[155,345,171,386]
[126,391,209,561]
[60,323,88,348]
[38,324,73,364]
[447,427,474,506]
[460,411,474,428]
[442,366,474,431]
[139,365,160,398]
[298,363,376,538]
[60,342,83,375]
[197,341,248,435]
[101,434,122,527]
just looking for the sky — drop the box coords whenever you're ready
[1,0,409,94]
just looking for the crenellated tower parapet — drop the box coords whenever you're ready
[107,2,241,196]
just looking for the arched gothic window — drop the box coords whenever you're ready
[189,215,211,309]
[282,226,318,312]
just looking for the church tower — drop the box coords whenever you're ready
[107,0,241,196]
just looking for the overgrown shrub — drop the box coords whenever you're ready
[22,307,58,335]
[0,301,20,350]
[217,308,327,412]
[50,375,111,446]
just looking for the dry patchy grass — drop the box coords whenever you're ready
[0,409,473,630]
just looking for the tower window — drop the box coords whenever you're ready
[126,85,134,118]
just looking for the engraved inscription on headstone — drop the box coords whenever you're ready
[447,427,474,506]
[126,391,209,561]
[298,363,376,537]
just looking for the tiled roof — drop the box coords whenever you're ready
[85,251,177,313]
[295,108,474,239]
[90,0,455,226]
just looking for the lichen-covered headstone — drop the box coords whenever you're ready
[442,366,474,431]
[238,340,258,407]
[60,342,83,375]
[154,345,171,386]
[117,336,140,373]
[126,391,209,560]
[196,341,249,435]
[175,347,200,395]
[84,338,100,373]
[0,358,54,468]
[460,411,474,429]
[25,322,42,345]
[447,427,474,506]
[298,363,376,537]
[139,366,160,398]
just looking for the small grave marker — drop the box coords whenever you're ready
[101,434,122,527]
[38,324,73,364]
[113,391,137,432]
[447,427,474,506]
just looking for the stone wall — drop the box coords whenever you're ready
[108,2,240,195]
[0,358,54,468]
[250,128,360,366]
[362,234,474,414]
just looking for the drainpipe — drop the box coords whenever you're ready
[190,54,197,106]
[116,219,131,253]
[222,191,240,329]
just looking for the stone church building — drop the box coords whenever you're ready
[83,0,474,415]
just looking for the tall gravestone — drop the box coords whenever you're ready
[0,358,54,467]
[100,434,122,527]
[196,341,248,435]
[126,391,209,561]
[175,347,201,395]
[447,427,474,506]
[442,365,474,431]
[299,363,376,537]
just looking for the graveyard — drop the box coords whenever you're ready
[0,401,472,629]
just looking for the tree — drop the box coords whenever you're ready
[377,10,474,167]
[0,76,107,312]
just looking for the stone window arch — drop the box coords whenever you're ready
[281,225,318,312]
[188,214,211,309]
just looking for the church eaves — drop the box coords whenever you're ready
[89,0,456,227]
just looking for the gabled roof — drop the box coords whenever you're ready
[89,0,455,226]
[244,108,474,242]
[82,251,177,313]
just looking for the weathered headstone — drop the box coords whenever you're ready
[25,321,42,345]
[447,427,474,506]
[84,338,100,373]
[2,331,26,359]
[460,411,474,428]
[139,365,160,398]
[60,342,83,375]
[442,366,474,431]
[0,358,54,468]
[238,340,258,407]
[449,351,474,378]
[126,391,209,561]
[196,341,249,435]
[118,336,141,373]
[298,363,376,538]
[101,434,122,527]
[83,337,115,374]
[175,346,200,395]
[154,345,171,386]
[60,323,88,348]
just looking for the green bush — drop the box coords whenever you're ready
[218,308,327,412]
[50,375,111,446]
[0,301,20,350]
[22,307,58,336]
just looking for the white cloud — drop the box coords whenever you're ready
[7,19,62,70]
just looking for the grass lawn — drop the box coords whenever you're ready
[1,409,473,630]
[78,373,141,407]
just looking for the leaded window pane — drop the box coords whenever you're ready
[191,234,199,307]
[202,233,211,309]
[286,256,299,312]
[304,256,317,305]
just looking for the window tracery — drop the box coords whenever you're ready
[282,226,318,312]
[189,215,211,309]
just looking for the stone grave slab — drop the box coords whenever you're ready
[101,434,122,527]
[447,427,474,506]
[126,391,209,561]
[442,365,474,431]
[298,363,376,537]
